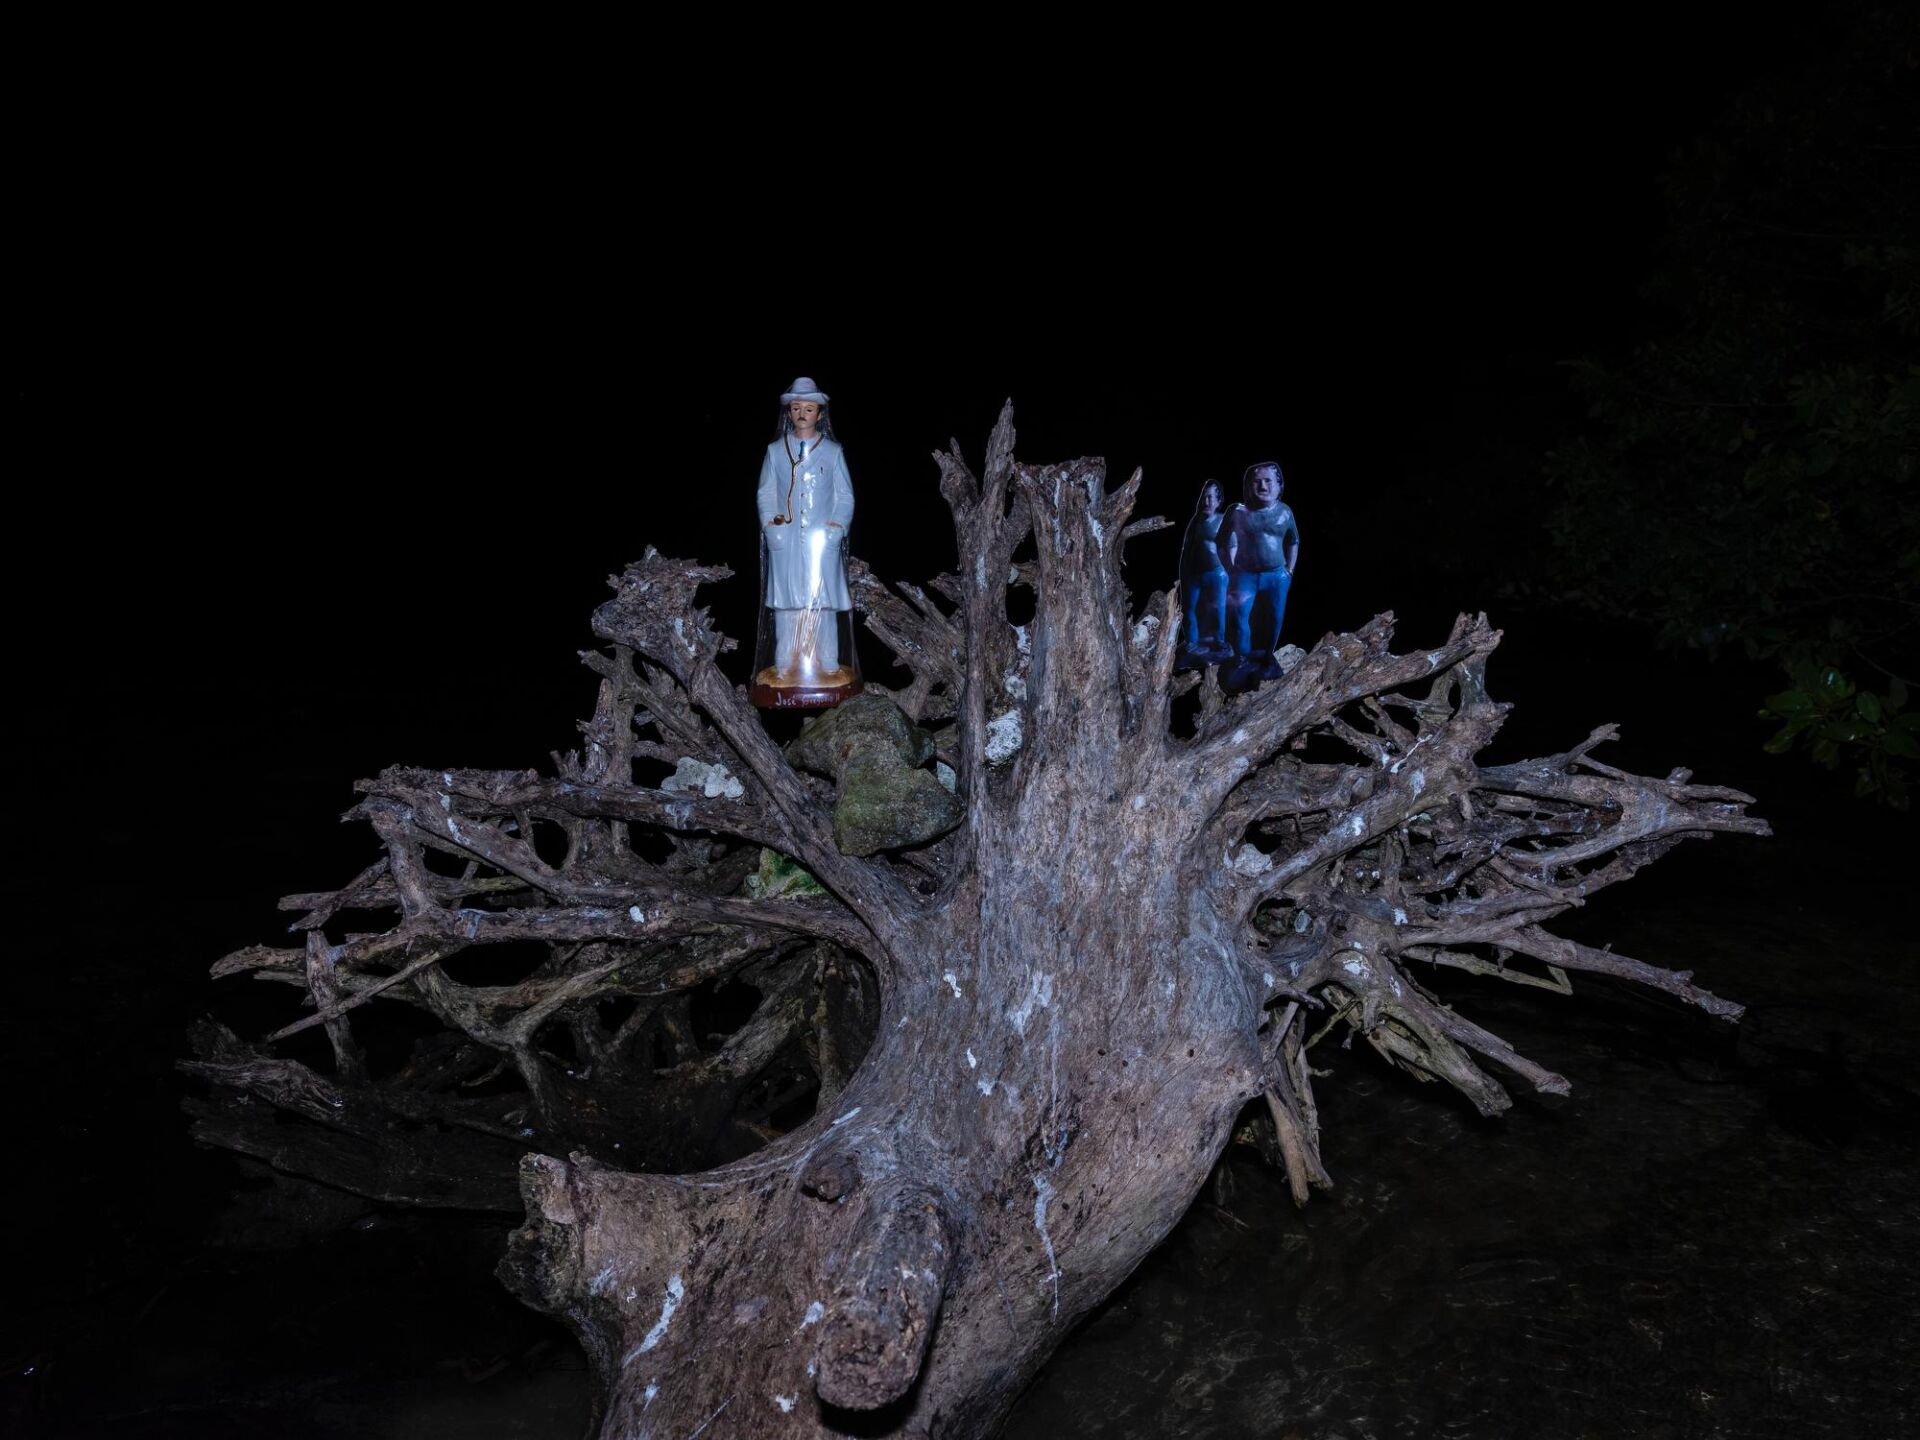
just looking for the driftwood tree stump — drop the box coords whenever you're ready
[193,406,1766,1438]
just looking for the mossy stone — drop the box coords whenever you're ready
[785,694,961,856]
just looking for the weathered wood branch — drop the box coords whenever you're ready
[847,558,965,722]
[1194,610,1499,775]
[815,1186,954,1409]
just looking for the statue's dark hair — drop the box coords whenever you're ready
[776,397,836,442]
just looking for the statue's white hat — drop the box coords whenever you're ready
[781,377,830,404]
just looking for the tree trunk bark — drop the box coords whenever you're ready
[502,831,1260,1436]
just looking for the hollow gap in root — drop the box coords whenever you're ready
[440,941,555,988]
[688,977,763,1050]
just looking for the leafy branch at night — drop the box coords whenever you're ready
[1539,5,1917,804]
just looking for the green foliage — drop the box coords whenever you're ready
[1760,667,1915,808]
[743,848,826,900]
[1542,6,1918,805]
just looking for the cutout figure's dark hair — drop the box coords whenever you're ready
[1241,461,1284,501]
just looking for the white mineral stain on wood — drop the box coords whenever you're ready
[943,971,963,998]
[662,756,744,800]
[1230,843,1274,877]
[624,1274,685,1365]
[1032,1176,1062,1317]
[629,905,647,924]
[986,709,1024,763]
[977,1078,996,1096]
[966,1048,977,1069]
[1007,972,1054,1034]
[830,1107,862,1126]
[686,1396,733,1438]
[1389,732,1433,774]
[775,1393,798,1413]
[800,1300,825,1328]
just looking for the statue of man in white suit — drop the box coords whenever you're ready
[754,377,856,697]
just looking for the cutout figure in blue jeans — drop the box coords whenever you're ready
[1177,479,1232,668]
[1223,461,1300,685]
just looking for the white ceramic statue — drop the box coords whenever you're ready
[751,377,861,708]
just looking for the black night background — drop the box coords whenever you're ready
[12,11,1915,1438]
